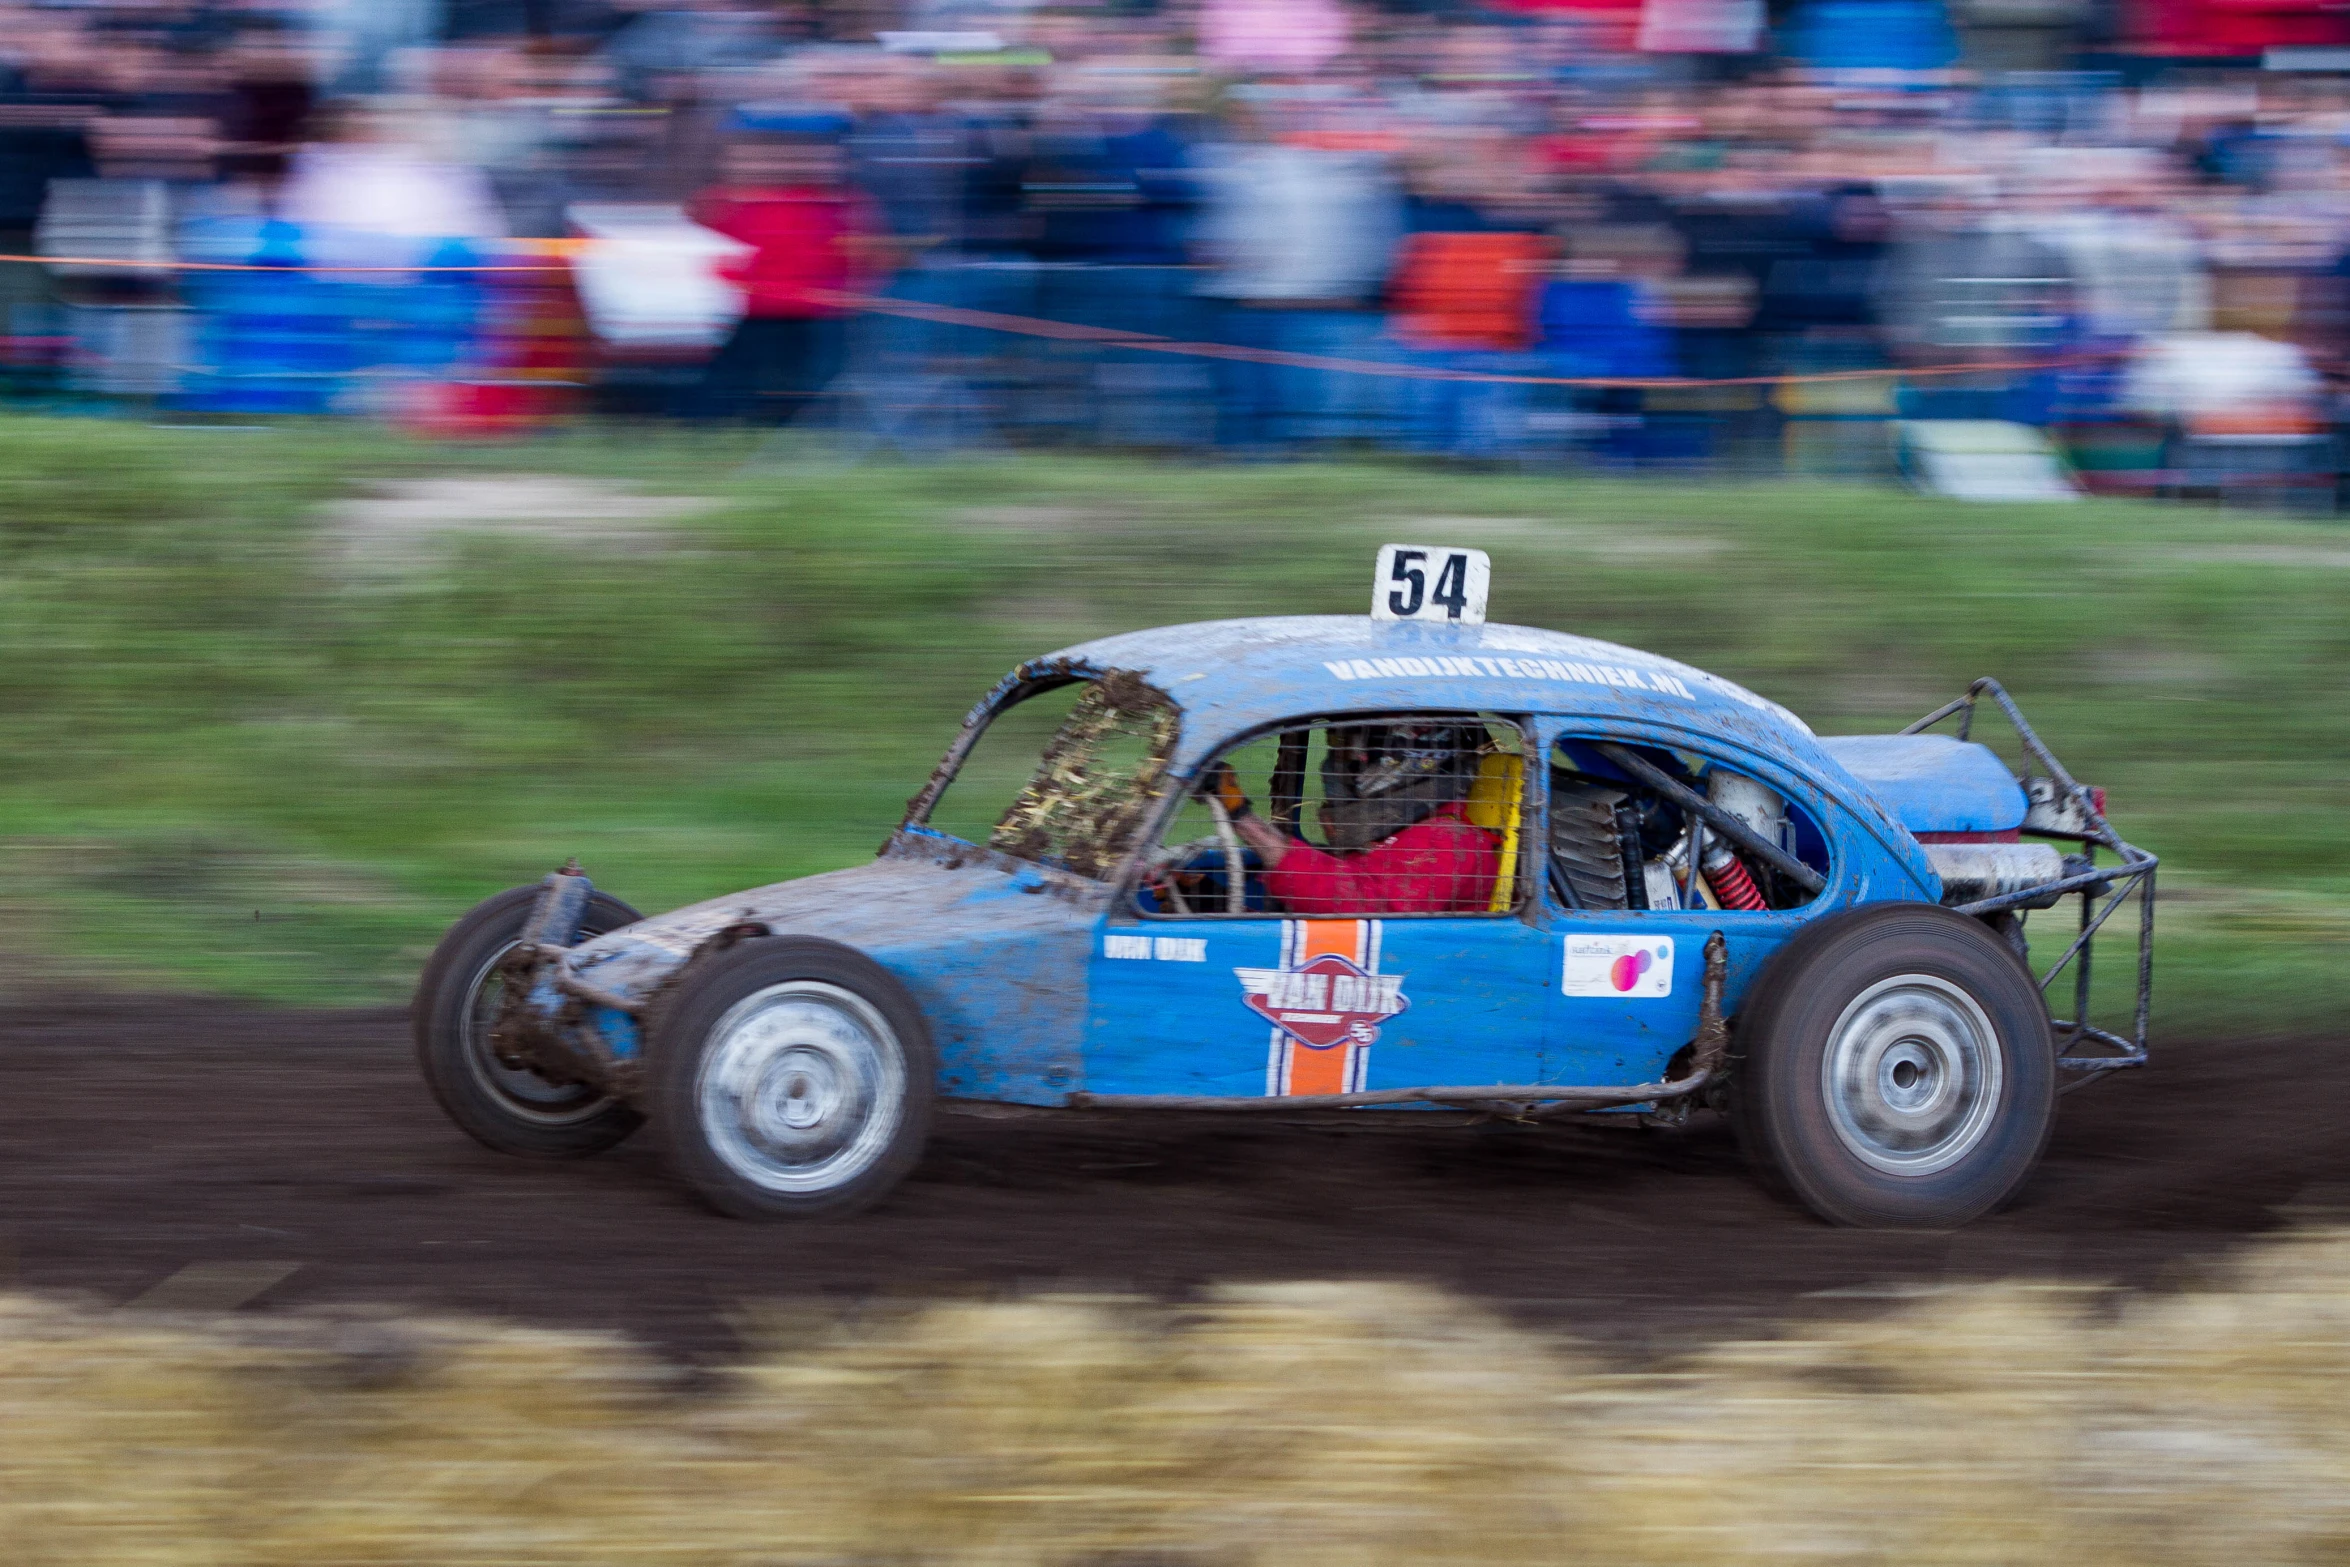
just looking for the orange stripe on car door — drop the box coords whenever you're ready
[1283,920,1365,1096]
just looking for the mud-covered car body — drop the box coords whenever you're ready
[518,616,2153,1116]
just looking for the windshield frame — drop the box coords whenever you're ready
[904,665,1182,881]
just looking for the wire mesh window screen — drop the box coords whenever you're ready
[1548,738,1829,913]
[1142,715,1526,918]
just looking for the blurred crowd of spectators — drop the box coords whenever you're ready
[10,0,2350,498]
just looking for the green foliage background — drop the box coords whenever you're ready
[0,414,2340,1032]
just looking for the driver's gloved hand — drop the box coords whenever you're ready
[1198,763,1253,821]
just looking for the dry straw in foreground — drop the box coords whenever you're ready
[9,1227,2350,1565]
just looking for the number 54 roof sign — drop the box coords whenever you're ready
[1372,543,1490,625]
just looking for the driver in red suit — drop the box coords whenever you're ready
[1210,724,1502,915]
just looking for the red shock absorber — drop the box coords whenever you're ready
[1703,846,1769,911]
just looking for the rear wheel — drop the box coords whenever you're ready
[1732,904,2054,1228]
[414,885,646,1159]
[652,937,934,1220]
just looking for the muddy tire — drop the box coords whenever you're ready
[414,885,646,1159]
[1731,904,2054,1228]
[651,937,934,1220]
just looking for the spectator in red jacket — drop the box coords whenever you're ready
[690,129,878,422]
[1212,723,1502,915]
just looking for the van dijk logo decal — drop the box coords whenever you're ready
[1236,955,1408,1048]
[1241,921,1405,1096]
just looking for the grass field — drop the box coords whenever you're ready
[0,412,2344,1032]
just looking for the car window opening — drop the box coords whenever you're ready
[981,673,1180,880]
[1141,715,1526,919]
[1549,738,1829,913]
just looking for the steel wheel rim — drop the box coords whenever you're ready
[696,981,905,1195]
[460,941,614,1127]
[1821,974,2004,1176]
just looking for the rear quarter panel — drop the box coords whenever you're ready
[1534,712,1941,1086]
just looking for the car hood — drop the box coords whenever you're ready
[566,832,1104,1009]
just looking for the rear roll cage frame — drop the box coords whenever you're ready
[1900,678,2156,1091]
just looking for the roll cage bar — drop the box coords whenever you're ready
[1901,678,2156,1091]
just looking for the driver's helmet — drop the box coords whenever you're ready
[1318,722,1487,849]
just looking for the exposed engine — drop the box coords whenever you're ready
[1547,777,1636,909]
[1548,745,2100,921]
[1548,752,1813,912]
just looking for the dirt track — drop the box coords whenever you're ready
[1,999,2340,1361]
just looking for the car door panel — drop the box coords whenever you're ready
[1085,709,1553,1100]
[1083,911,1552,1097]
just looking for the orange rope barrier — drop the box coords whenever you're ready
[0,250,2121,389]
[821,290,2126,389]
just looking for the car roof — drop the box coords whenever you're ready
[1023,615,1833,778]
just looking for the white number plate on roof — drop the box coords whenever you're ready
[1372,544,1489,626]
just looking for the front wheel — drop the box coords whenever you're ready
[414,884,647,1159]
[651,937,934,1220]
[1732,904,2055,1228]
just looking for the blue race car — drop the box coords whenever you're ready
[414,545,2154,1229]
